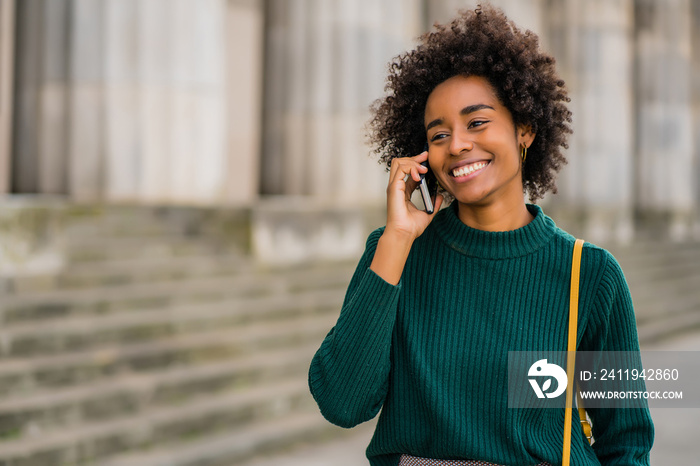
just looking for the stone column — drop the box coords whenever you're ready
[134,0,228,204]
[13,0,90,198]
[39,0,71,194]
[69,0,106,201]
[259,0,286,196]
[225,0,263,205]
[0,0,14,194]
[12,0,231,205]
[692,2,700,238]
[261,0,422,202]
[12,0,72,195]
[541,0,635,243]
[103,0,139,201]
[634,0,694,240]
[104,0,229,204]
[171,0,227,204]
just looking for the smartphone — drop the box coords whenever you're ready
[418,143,435,214]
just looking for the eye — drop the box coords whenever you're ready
[468,120,489,129]
[429,133,448,142]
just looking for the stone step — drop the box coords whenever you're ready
[61,205,249,249]
[0,342,320,440]
[0,313,336,397]
[577,243,700,333]
[614,242,700,343]
[4,253,250,295]
[62,204,192,229]
[0,375,314,466]
[64,222,181,239]
[614,246,700,280]
[605,239,700,259]
[64,213,194,237]
[610,242,700,264]
[635,290,700,328]
[1,262,355,323]
[637,304,700,344]
[60,206,248,264]
[0,288,345,358]
[617,240,700,264]
[99,411,340,466]
[64,235,234,264]
[2,275,272,323]
[623,259,700,286]
[631,269,700,318]
[65,230,191,247]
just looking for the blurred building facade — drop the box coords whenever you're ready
[2,4,700,464]
[1,0,699,256]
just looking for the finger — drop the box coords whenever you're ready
[392,152,428,172]
[414,150,429,162]
[389,157,426,185]
[410,166,422,182]
[413,151,429,182]
[405,177,419,200]
[389,158,411,185]
[388,158,401,185]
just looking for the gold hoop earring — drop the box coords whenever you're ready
[521,146,527,163]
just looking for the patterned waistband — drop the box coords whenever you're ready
[398,455,552,466]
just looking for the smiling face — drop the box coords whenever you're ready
[424,75,534,212]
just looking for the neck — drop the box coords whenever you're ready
[456,200,534,232]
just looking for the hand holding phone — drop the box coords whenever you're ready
[372,146,442,285]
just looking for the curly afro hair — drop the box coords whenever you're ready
[367,3,572,201]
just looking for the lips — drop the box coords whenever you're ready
[450,160,490,178]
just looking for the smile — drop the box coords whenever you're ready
[451,161,490,178]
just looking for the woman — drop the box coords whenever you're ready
[308,4,654,466]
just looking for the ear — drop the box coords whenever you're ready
[517,124,535,148]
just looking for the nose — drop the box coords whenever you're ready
[448,127,474,156]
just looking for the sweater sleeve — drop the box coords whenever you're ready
[581,251,654,466]
[308,228,401,428]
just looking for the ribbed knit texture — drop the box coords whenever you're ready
[309,203,654,466]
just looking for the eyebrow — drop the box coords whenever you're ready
[425,104,495,131]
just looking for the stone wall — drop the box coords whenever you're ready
[4,0,700,245]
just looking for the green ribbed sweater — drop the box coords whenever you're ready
[309,203,653,466]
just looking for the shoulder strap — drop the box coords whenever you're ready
[562,238,585,466]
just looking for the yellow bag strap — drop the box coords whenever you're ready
[562,239,586,466]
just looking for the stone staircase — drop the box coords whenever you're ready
[0,205,357,466]
[606,240,700,345]
[0,204,698,466]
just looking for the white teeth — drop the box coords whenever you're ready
[452,161,488,177]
